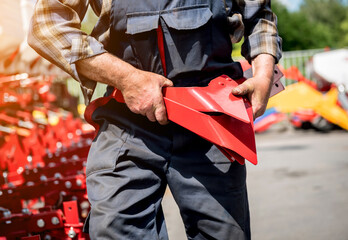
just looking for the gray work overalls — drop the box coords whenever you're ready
[84,0,250,239]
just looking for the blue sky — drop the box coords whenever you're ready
[278,0,303,11]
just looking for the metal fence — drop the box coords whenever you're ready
[279,48,326,79]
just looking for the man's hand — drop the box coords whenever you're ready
[232,54,275,119]
[118,69,173,125]
[76,53,172,125]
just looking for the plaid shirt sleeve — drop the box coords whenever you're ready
[28,0,110,103]
[230,0,282,63]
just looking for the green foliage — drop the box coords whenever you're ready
[272,0,348,51]
[341,15,348,46]
[300,0,347,47]
[232,39,243,58]
[81,7,98,34]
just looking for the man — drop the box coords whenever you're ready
[29,0,281,239]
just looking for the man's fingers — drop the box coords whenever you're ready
[232,81,253,96]
[154,101,169,125]
[162,79,174,87]
[121,71,172,124]
[142,99,169,125]
[145,110,157,122]
[154,79,171,124]
[232,79,262,119]
[253,106,265,119]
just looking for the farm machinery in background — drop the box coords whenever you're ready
[266,49,348,132]
[242,49,348,133]
[1,1,94,238]
[0,74,93,239]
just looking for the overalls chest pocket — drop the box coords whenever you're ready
[126,5,213,80]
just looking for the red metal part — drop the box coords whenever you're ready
[0,202,89,240]
[164,77,251,123]
[0,174,87,212]
[290,109,320,128]
[254,113,287,133]
[0,74,92,239]
[1,156,87,187]
[0,208,65,239]
[156,25,167,77]
[63,201,80,225]
[0,90,32,108]
[108,75,257,165]
[283,65,318,88]
[63,201,86,240]
[0,124,90,182]
[21,235,41,240]
[163,84,255,164]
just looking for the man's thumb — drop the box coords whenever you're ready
[232,82,250,96]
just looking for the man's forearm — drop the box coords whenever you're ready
[251,54,275,82]
[251,54,275,78]
[75,52,135,90]
[76,52,173,125]
[250,53,276,99]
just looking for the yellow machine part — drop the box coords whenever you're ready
[267,82,348,130]
[316,88,348,130]
[267,82,322,112]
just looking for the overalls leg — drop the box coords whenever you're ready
[166,124,250,240]
[85,100,172,240]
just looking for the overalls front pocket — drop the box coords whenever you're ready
[125,4,213,79]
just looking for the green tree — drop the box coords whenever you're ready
[341,15,348,46]
[299,0,348,48]
[272,0,347,50]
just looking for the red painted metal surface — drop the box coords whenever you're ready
[63,201,80,225]
[0,75,92,239]
[254,112,287,133]
[21,235,41,240]
[156,25,167,77]
[0,209,64,239]
[109,75,257,165]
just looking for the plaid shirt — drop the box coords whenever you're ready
[28,0,282,103]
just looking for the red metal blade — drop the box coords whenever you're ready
[110,75,258,164]
[164,97,257,164]
[163,75,250,123]
[215,145,246,165]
